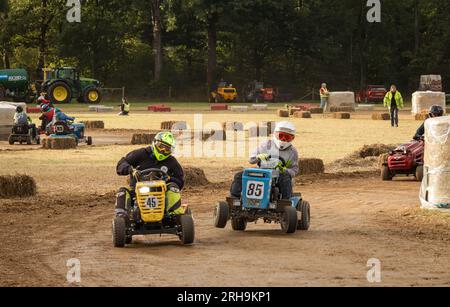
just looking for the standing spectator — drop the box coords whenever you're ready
[320,83,330,111]
[383,85,404,128]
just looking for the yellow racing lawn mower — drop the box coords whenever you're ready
[112,168,195,247]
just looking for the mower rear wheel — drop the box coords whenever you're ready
[231,217,247,231]
[179,214,195,245]
[381,166,393,181]
[416,165,424,182]
[281,206,298,234]
[297,201,311,231]
[112,217,127,248]
[214,201,229,228]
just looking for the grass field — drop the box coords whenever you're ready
[4,108,424,194]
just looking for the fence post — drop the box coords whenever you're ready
[122,87,125,99]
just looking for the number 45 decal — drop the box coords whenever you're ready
[246,181,265,200]
[145,197,159,209]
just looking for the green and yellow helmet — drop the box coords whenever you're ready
[152,132,176,161]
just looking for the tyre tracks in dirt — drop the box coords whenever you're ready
[1,175,449,286]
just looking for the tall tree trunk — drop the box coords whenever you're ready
[37,0,48,80]
[2,49,10,69]
[207,13,218,92]
[414,0,420,55]
[358,1,367,90]
[151,0,163,82]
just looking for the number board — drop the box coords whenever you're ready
[145,196,159,209]
[246,181,265,200]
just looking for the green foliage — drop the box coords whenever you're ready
[0,0,450,98]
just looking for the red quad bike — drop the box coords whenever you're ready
[381,139,425,181]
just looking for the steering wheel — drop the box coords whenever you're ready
[134,168,170,182]
[257,155,287,169]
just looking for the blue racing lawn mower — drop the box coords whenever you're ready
[47,120,93,145]
[214,157,310,234]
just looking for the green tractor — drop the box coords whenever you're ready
[41,67,103,104]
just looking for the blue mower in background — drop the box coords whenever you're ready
[214,157,310,234]
[47,120,93,145]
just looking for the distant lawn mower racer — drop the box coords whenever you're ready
[9,106,40,145]
[381,139,424,182]
[381,105,445,182]
[47,120,93,146]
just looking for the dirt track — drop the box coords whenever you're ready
[1,174,449,287]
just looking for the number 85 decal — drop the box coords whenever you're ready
[246,181,265,200]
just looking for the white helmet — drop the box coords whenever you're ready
[273,121,296,151]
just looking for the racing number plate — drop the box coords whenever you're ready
[145,196,159,209]
[246,181,265,200]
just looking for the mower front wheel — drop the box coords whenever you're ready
[416,165,424,182]
[214,201,229,228]
[381,166,393,181]
[112,217,127,248]
[87,136,93,146]
[297,201,311,231]
[179,214,195,245]
[8,136,14,145]
[281,206,298,234]
[231,217,247,231]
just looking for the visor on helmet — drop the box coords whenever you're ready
[155,140,173,155]
[275,131,295,143]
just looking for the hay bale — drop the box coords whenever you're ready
[131,133,156,145]
[333,112,351,119]
[330,106,355,113]
[184,167,210,187]
[372,113,391,121]
[298,159,325,176]
[81,121,105,129]
[0,175,37,198]
[415,113,429,121]
[309,107,324,114]
[412,91,446,115]
[293,111,312,119]
[161,121,187,131]
[359,144,396,158]
[277,109,290,118]
[42,137,77,150]
[223,122,244,131]
[202,130,226,141]
[289,107,303,116]
[421,116,450,210]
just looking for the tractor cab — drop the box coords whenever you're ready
[55,67,79,81]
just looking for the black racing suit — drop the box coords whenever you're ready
[413,122,425,140]
[115,146,185,217]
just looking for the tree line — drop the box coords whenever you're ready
[0,0,449,99]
